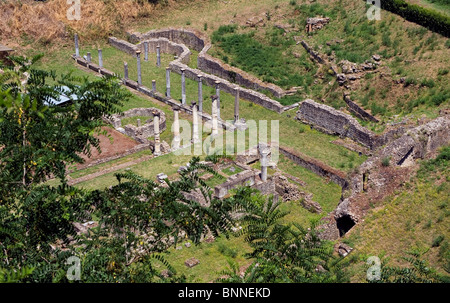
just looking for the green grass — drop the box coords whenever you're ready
[344,146,450,281]
[121,115,153,127]
[211,25,310,90]
[154,234,252,283]
[221,165,243,176]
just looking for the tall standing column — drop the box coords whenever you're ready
[124,62,128,80]
[74,34,79,57]
[172,105,181,150]
[166,67,171,98]
[152,80,156,93]
[234,87,240,123]
[197,75,203,113]
[156,45,161,67]
[98,49,103,68]
[258,143,269,182]
[181,68,186,105]
[215,81,221,119]
[153,111,161,156]
[136,50,142,85]
[192,101,200,144]
[144,41,149,62]
[211,96,219,137]
[86,52,91,63]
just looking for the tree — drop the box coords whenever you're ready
[0,56,252,282]
[0,55,128,194]
[217,191,350,283]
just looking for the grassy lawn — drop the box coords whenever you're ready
[154,234,253,283]
[343,148,450,281]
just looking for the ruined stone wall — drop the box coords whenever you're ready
[109,35,288,113]
[130,28,286,98]
[214,170,257,198]
[279,146,349,190]
[322,115,450,240]
[296,99,376,149]
[300,40,326,64]
[106,107,166,144]
[343,93,379,123]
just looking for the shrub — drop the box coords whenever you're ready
[381,157,391,167]
[420,78,435,88]
[381,0,450,37]
[437,68,449,76]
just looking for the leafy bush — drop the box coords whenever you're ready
[381,157,391,167]
[432,235,445,247]
[381,0,450,37]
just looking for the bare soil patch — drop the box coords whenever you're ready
[78,126,141,168]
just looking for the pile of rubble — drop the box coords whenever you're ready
[275,175,322,213]
[306,17,330,33]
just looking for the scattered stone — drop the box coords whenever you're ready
[200,173,214,181]
[161,269,170,278]
[185,257,200,268]
[229,166,236,173]
[315,264,327,273]
[156,173,168,183]
[337,73,347,85]
[185,242,191,248]
[246,16,264,28]
[176,246,182,250]
[337,243,353,257]
[178,166,187,174]
[300,194,322,213]
[306,17,330,33]
[372,54,381,61]
[204,235,215,243]
[72,221,98,235]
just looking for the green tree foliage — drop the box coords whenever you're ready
[217,191,350,283]
[0,55,128,193]
[370,250,449,283]
[380,0,450,37]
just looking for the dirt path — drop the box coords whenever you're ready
[67,155,153,186]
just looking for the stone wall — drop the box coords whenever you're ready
[300,40,326,64]
[296,99,376,149]
[129,28,286,98]
[106,107,166,143]
[214,170,257,198]
[320,114,450,240]
[343,93,379,123]
[121,29,294,113]
[279,146,349,190]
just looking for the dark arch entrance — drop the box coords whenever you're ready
[336,215,356,237]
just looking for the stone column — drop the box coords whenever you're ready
[172,105,181,150]
[215,81,221,119]
[234,87,240,123]
[156,45,161,67]
[197,75,203,112]
[74,34,79,57]
[137,119,141,127]
[192,101,200,144]
[181,68,186,105]
[144,41,149,62]
[136,50,142,85]
[153,111,161,156]
[124,62,128,80]
[86,52,91,63]
[211,95,219,136]
[98,49,103,68]
[258,143,269,182]
[166,67,171,98]
[152,80,156,93]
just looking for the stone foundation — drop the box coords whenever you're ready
[118,28,298,113]
[105,107,166,143]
